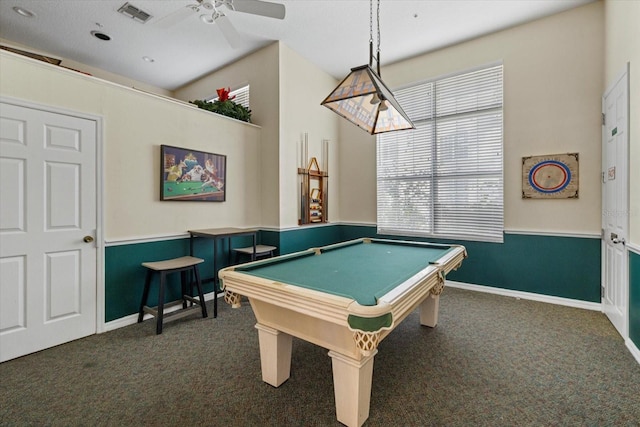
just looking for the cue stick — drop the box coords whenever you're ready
[323,139,328,222]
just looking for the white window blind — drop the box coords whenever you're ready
[207,84,250,109]
[377,64,503,242]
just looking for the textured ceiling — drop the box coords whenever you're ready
[0,0,595,91]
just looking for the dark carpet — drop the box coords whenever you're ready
[1,287,639,426]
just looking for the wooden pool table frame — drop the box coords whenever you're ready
[219,238,466,427]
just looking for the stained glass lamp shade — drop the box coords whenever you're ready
[321,64,414,135]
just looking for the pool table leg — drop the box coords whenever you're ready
[419,294,440,327]
[328,350,377,427]
[255,323,292,387]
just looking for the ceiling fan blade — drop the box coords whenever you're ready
[229,0,286,20]
[215,14,244,49]
[156,5,195,28]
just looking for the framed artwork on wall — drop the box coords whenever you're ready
[160,144,226,202]
[522,152,579,199]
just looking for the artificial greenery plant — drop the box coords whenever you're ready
[190,87,252,123]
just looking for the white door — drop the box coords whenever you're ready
[0,101,97,362]
[601,66,629,338]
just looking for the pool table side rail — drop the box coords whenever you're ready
[371,244,466,334]
[220,238,372,277]
[226,237,381,272]
[229,247,319,271]
[226,237,466,273]
[428,244,467,275]
[365,237,461,251]
[318,237,464,254]
[220,267,381,318]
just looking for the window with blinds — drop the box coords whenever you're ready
[207,84,250,109]
[377,64,503,243]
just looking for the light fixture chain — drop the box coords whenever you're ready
[369,0,373,43]
[321,0,415,133]
[376,0,380,56]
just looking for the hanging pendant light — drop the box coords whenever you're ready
[321,0,414,135]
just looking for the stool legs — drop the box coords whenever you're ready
[192,265,208,319]
[139,263,208,335]
[156,271,166,334]
[213,274,218,318]
[181,270,189,309]
[138,270,153,323]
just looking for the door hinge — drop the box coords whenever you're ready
[601,286,605,298]
[602,113,606,125]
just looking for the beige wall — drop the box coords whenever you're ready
[5,1,627,239]
[174,43,281,228]
[338,120,377,224]
[279,43,340,227]
[339,1,605,236]
[0,51,261,241]
[176,42,340,228]
[605,0,640,245]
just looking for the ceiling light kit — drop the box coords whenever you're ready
[321,0,414,135]
[200,14,216,24]
[158,0,285,49]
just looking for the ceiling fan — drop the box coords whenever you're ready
[157,0,286,49]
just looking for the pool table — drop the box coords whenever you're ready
[218,238,466,427]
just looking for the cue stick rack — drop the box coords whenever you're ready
[298,135,329,225]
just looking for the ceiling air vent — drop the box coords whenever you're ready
[117,2,152,23]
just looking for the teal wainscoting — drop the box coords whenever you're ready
[106,239,192,322]
[630,250,640,348]
[261,226,343,255]
[104,225,601,322]
[444,233,600,302]
[104,233,256,322]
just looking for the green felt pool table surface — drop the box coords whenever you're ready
[235,238,456,306]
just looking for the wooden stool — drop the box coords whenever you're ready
[138,256,208,334]
[233,245,277,263]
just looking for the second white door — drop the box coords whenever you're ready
[601,66,629,338]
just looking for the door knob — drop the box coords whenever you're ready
[612,237,626,245]
[83,236,94,243]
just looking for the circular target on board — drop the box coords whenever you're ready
[528,160,571,193]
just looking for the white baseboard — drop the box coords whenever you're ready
[446,280,602,312]
[106,281,601,332]
[104,291,219,332]
[627,338,640,365]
